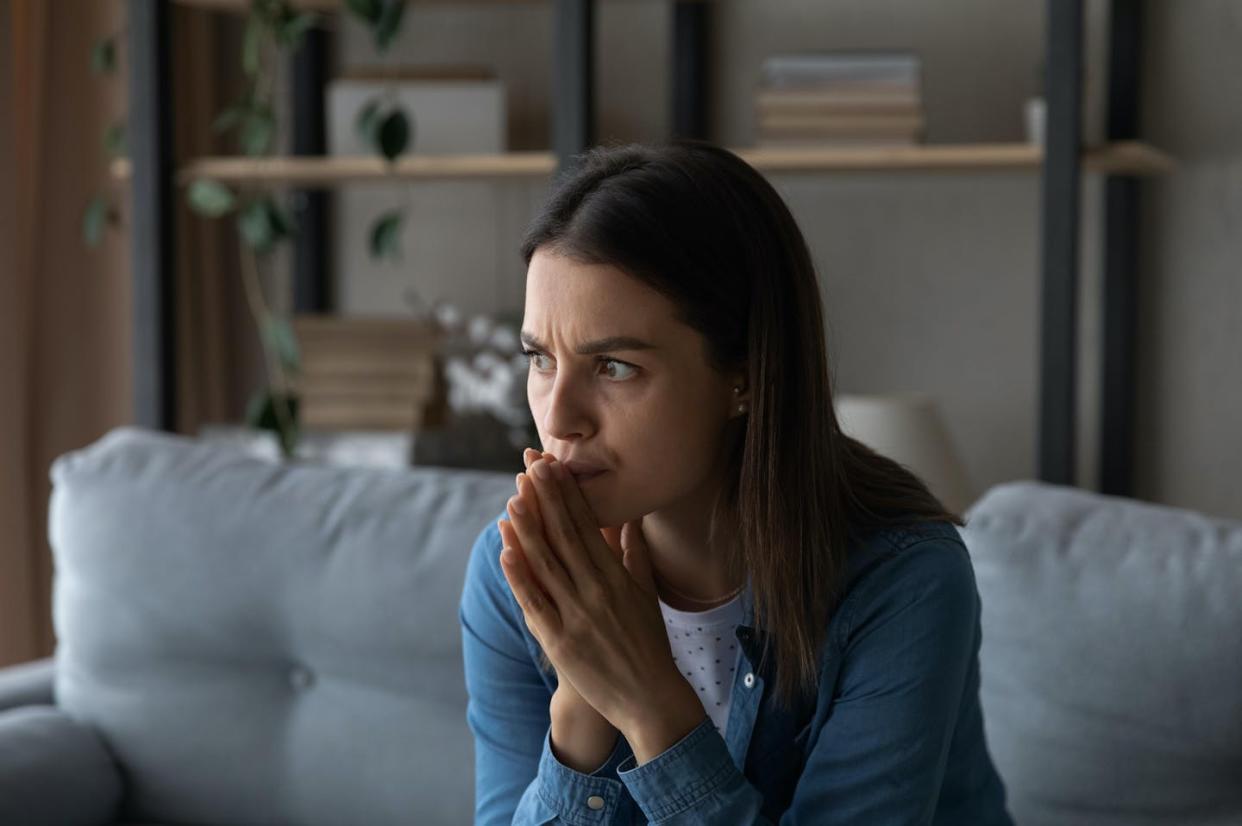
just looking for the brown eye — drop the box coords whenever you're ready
[522,349,553,371]
[600,359,638,381]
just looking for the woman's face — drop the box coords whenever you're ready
[522,248,742,529]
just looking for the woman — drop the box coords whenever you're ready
[458,139,1013,824]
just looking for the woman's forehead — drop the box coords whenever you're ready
[524,251,677,334]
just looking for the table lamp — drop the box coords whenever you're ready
[834,392,975,515]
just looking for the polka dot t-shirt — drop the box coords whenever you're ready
[660,591,745,738]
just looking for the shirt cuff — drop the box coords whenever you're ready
[616,715,742,822]
[535,724,629,825]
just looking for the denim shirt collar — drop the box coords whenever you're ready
[733,577,769,675]
[729,521,877,673]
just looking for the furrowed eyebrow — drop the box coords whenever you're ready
[520,331,658,356]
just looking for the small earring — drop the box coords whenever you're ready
[737,403,747,414]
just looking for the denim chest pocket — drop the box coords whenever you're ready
[751,715,815,771]
[750,660,837,777]
[746,718,816,820]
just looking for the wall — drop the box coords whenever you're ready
[1136,0,1242,518]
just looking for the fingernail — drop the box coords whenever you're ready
[533,461,551,480]
[515,472,521,488]
[509,496,525,515]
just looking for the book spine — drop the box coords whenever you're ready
[759,113,925,132]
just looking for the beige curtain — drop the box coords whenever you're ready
[173,8,256,435]
[0,1,251,667]
[0,0,132,666]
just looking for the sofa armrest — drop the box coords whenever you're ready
[0,706,123,826]
[0,656,55,710]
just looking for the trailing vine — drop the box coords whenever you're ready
[85,1,416,458]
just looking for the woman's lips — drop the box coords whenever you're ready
[563,459,608,477]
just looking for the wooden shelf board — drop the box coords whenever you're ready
[108,141,1174,187]
[111,152,559,185]
[733,141,1174,176]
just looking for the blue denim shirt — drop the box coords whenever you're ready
[459,511,1013,825]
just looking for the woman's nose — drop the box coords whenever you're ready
[540,373,593,441]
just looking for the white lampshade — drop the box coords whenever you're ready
[834,393,975,515]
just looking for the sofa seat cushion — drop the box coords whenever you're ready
[0,705,122,825]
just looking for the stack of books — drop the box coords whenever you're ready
[291,315,447,432]
[755,52,925,148]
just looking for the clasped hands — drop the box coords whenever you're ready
[496,449,708,763]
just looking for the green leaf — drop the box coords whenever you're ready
[262,316,301,373]
[103,122,126,158]
[237,198,294,254]
[214,97,274,156]
[242,15,262,77]
[238,200,276,252]
[82,195,109,247]
[212,104,246,134]
[344,0,382,24]
[187,179,237,217]
[355,98,383,146]
[239,106,275,156]
[277,11,319,48]
[91,37,116,75]
[369,209,405,260]
[374,0,407,51]
[376,109,409,162]
[244,387,300,456]
[266,198,296,238]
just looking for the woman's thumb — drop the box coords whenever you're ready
[620,518,656,594]
[599,525,623,560]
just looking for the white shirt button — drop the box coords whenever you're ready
[587,795,605,810]
[743,672,755,688]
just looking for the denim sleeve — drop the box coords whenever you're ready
[511,725,638,824]
[612,538,981,825]
[460,513,638,825]
[616,714,764,822]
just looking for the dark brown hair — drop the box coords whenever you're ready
[519,138,963,710]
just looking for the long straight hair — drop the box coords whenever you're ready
[519,139,963,710]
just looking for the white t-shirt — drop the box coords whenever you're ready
[659,591,745,738]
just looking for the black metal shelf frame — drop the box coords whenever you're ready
[126,0,1143,495]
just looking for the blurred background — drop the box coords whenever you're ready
[2,0,1238,669]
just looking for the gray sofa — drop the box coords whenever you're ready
[1,426,1239,825]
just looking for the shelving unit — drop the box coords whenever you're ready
[124,0,1166,495]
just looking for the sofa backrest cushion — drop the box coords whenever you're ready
[49,426,514,825]
[962,481,1242,826]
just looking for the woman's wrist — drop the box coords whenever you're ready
[618,672,707,767]
[550,686,621,773]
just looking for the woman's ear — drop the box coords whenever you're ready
[727,372,749,418]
